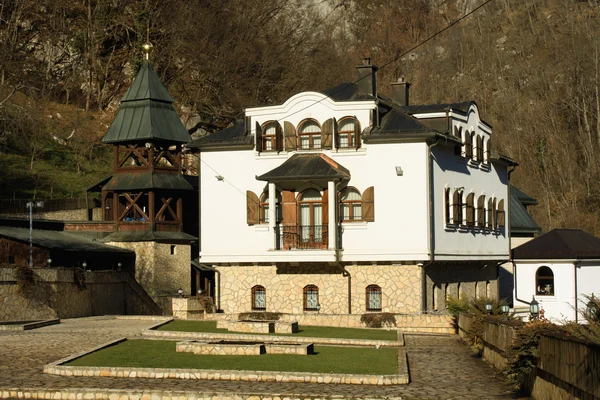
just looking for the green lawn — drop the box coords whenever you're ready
[66,339,398,375]
[156,321,398,341]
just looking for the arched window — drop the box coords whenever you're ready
[466,193,475,226]
[497,199,505,228]
[487,197,495,229]
[536,267,554,296]
[484,138,490,164]
[444,187,451,224]
[259,190,282,224]
[260,121,282,152]
[453,125,462,139]
[477,195,486,227]
[453,189,463,225]
[337,117,356,148]
[476,135,484,162]
[464,131,473,158]
[298,119,321,150]
[251,285,266,310]
[340,187,362,221]
[366,284,382,311]
[303,285,319,311]
[299,189,324,244]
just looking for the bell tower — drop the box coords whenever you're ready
[99,44,196,298]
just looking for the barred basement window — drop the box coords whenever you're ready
[366,284,382,311]
[251,285,266,310]
[303,285,319,311]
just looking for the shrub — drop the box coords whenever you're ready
[360,312,397,328]
[73,268,86,289]
[16,264,35,294]
[446,295,469,316]
[565,294,600,344]
[238,311,282,321]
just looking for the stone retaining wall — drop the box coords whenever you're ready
[0,267,159,321]
[44,338,409,386]
[206,313,454,334]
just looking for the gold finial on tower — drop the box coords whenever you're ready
[142,42,153,60]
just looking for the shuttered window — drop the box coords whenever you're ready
[298,119,321,150]
[340,187,362,221]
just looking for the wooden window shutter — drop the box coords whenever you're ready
[284,121,297,151]
[466,193,475,226]
[281,190,297,226]
[275,122,283,152]
[245,116,251,135]
[246,190,259,225]
[354,117,362,149]
[255,122,262,152]
[322,189,329,224]
[362,186,375,222]
[321,118,333,149]
[334,118,340,149]
[497,199,505,227]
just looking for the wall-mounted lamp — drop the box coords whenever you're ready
[82,261,87,268]
[215,175,224,182]
[395,166,403,176]
[117,262,122,271]
[178,287,184,298]
[47,258,52,267]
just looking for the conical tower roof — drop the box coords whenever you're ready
[102,60,190,144]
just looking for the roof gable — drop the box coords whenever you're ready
[257,153,350,182]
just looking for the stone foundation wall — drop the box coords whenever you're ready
[425,262,500,311]
[107,241,190,297]
[216,264,421,315]
[0,267,159,321]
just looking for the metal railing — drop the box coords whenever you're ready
[276,225,328,250]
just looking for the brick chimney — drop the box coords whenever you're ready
[391,77,410,106]
[356,58,378,97]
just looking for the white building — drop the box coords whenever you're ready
[513,229,600,323]
[188,59,516,315]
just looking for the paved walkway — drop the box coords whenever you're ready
[0,317,526,399]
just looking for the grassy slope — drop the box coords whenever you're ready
[156,321,398,341]
[66,339,398,374]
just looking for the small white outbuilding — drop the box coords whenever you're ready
[512,229,600,323]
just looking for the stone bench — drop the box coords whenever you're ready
[217,320,299,334]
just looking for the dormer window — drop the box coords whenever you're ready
[298,119,321,150]
[258,121,282,152]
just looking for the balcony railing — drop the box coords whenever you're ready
[276,225,328,250]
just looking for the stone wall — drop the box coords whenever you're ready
[107,241,190,297]
[0,267,159,321]
[216,264,421,315]
[425,262,499,311]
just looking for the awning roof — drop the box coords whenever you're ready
[512,229,600,260]
[257,153,350,184]
[102,173,194,191]
[101,230,197,243]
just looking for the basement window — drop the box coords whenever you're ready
[170,245,176,255]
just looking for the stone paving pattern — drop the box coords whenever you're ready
[0,317,527,399]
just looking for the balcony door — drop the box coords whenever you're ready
[299,189,324,246]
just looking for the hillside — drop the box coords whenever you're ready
[1,0,599,234]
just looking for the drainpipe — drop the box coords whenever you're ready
[332,178,351,314]
[422,138,440,312]
[574,261,580,323]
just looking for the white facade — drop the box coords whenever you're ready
[513,261,600,323]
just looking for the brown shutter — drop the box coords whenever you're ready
[284,121,296,151]
[275,121,283,152]
[246,190,259,225]
[497,199,505,227]
[354,117,361,149]
[321,118,333,149]
[322,189,329,225]
[334,118,340,149]
[281,190,297,226]
[255,122,262,152]
[362,186,375,222]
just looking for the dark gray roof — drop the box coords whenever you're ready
[512,229,600,260]
[511,185,538,206]
[187,121,252,150]
[257,153,350,182]
[0,226,133,254]
[102,173,194,191]
[102,61,190,145]
[400,102,472,114]
[510,187,541,234]
[101,230,197,243]
[320,82,375,101]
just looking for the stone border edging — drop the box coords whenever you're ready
[115,316,173,321]
[143,328,405,347]
[44,338,409,386]
[0,319,60,331]
[0,388,404,400]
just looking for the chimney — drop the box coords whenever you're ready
[356,58,378,97]
[391,77,410,106]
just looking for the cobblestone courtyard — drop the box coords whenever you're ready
[0,317,526,399]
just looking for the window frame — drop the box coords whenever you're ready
[339,187,362,222]
[444,187,451,225]
[303,284,320,311]
[261,121,279,152]
[464,130,473,158]
[476,195,486,227]
[297,119,322,150]
[366,284,382,312]
[337,117,355,148]
[259,191,282,224]
[535,266,555,296]
[452,189,464,225]
[251,285,266,310]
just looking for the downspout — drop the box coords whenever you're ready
[333,178,352,314]
[423,137,441,312]
[574,261,580,323]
